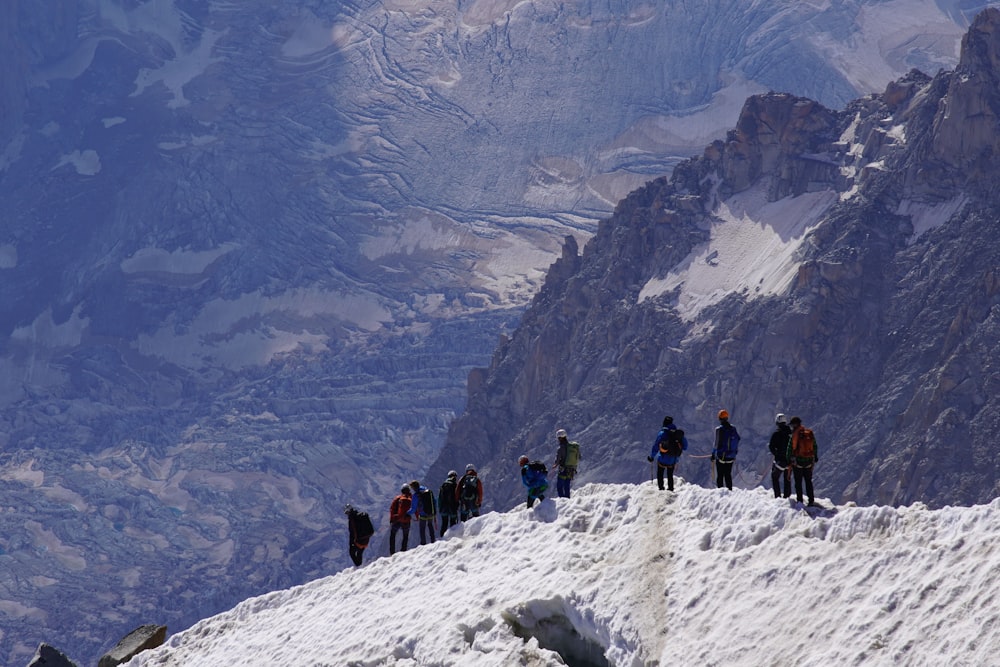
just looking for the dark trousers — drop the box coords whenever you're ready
[459,500,480,522]
[771,463,791,498]
[440,512,458,534]
[349,544,365,566]
[389,522,409,554]
[418,517,436,545]
[715,459,734,490]
[556,466,575,498]
[656,463,676,491]
[793,465,814,504]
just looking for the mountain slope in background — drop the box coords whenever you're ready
[0,0,986,663]
[130,483,1000,666]
[431,7,1000,514]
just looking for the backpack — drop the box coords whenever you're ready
[660,429,684,457]
[353,511,374,540]
[418,487,436,516]
[718,424,740,457]
[793,428,816,459]
[528,460,548,475]
[460,474,479,501]
[563,441,581,467]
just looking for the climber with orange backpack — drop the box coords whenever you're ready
[786,416,819,506]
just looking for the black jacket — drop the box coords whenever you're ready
[769,424,792,466]
[438,478,459,514]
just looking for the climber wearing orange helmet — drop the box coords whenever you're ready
[711,409,741,490]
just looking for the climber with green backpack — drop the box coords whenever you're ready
[554,428,580,498]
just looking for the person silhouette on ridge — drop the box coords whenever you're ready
[711,409,740,491]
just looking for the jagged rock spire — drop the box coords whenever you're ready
[933,7,1000,171]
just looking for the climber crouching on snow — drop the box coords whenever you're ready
[519,455,548,508]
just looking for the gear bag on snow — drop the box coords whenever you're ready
[793,428,816,459]
[563,441,581,467]
[660,429,684,457]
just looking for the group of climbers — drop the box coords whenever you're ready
[517,427,581,508]
[385,464,484,556]
[769,413,819,505]
[346,413,818,565]
[647,409,819,504]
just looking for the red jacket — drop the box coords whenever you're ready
[456,472,483,506]
[390,494,412,524]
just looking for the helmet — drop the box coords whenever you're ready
[466,463,475,471]
[448,470,458,478]
[663,416,673,426]
[718,409,729,420]
[343,503,354,514]
[400,485,410,494]
[556,428,568,438]
[518,455,530,466]
[775,413,787,424]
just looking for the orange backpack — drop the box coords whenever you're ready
[793,428,816,459]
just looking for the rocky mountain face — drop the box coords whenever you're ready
[431,8,1000,515]
[0,1,983,664]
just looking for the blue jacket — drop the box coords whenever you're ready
[407,485,435,518]
[713,422,741,460]
[521,464,548,490]
[650,426,688,466]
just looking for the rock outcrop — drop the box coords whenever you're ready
[430,8,1000,513]
[98,625,167,667]
[26,644,77,667]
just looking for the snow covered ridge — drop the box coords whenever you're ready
[128,482,1000,667]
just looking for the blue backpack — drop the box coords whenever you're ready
[718,425,740,457]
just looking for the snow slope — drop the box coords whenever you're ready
[128,481,1000,666]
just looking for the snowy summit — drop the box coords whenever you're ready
[129,480,1000,666]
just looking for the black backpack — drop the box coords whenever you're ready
[439,479,457,508]
[418,487,436,516]
[354,511,374,540]
[660,429,684,457]
[460,474,479,501]
[528,460,547,475]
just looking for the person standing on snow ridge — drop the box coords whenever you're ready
[519,455,549,508]
[438,471,460,534]
[787,416,819,506]
[711,410,741,490]
[648,416,687,491]
[389,485,412,555]
[769,413,793,499]
[457,464,483,522]
[553,428,580,498]
[344,504,374,567]
[408,480,437,545]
